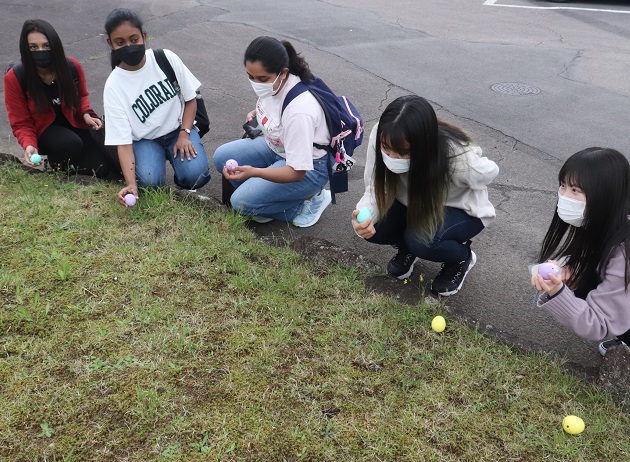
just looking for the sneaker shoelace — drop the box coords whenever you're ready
[439,259,468,284]
[301,193,323,215]
[393,249,415,267]
[296,198,314,217]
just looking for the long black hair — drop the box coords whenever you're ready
[18,19,79,112]
[244,36,313,82]
[104,8,144,69]
[539,148,630,298]
[375,95,471,242]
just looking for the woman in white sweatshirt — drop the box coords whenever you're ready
[352,95,499,296]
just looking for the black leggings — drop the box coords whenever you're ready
[38,123,112,179]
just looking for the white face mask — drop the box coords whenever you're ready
[557,193,586,227]
[249,72,283,99]
[381,150,411,174]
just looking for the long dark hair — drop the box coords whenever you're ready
[539,148,630,298]
[18,19,79,112]
[374,95,471,242]
[104,8,144,69]
[244,36,313,82]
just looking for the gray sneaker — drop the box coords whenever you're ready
[292,189,332,228]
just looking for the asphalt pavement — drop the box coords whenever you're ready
[2,0,630,376]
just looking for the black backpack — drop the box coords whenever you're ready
[7,58,78,95]
[153,49,209,138]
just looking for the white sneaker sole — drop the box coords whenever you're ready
[433,251,477,297]
[292,190,332,228]
[392,258,419,280]
[251,216,273,224]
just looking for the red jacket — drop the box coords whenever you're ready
[3,56,97,150]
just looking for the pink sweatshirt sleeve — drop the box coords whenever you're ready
[537,246,630,341]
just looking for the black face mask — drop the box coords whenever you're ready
[32,50,53,68]
[112,44,146,67]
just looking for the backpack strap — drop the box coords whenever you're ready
[281,82,332,150]
[281,82,307,116]
[281,81,338,204]
[9,58,78,96]
[154,48,211,137]
[153,48,181,93]
[10,63,26,94]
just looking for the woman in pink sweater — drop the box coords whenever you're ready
[532,147,630,356]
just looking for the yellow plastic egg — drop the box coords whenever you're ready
[431,316,446,333]
[562,415,585,435]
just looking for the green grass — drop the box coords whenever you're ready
[0,164,628,461]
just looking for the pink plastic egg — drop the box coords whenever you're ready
[124,194,137,206]
[226,159,238,172]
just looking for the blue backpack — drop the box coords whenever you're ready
[281,77,364,203]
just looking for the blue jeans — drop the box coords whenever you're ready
[132,127,210,189]
[367,200,485,263]
[213,136,329,222]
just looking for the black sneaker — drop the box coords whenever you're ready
[387,247,418,280]
[431,250,477,296]
[599,338,628,356]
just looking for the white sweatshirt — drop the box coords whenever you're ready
[356,124,499,226]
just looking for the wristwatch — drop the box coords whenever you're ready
[180,128,191,135]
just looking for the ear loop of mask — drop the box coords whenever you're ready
[272,70,287,96]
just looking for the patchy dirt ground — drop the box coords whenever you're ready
[3,153,628,407]
[598,345,630,412]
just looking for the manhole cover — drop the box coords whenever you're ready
[491,82,541,96]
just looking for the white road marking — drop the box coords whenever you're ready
[483,0,630,14]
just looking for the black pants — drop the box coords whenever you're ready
[618,330,630,344]
[38,123,112,179]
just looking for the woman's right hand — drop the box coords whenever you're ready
[352,209,376,239]
[223,165,256,182]
[530,259,565,296]
[23,146,38,166]
[116,184,139,207]
[532,272,564,297]
[246,110,256,122]
[84,113,103,130]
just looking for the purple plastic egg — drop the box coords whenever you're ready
[538,262,560,280]
[124,194,137,207]
[226,159,238,172]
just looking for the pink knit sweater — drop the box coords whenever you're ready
[537,246,630,341]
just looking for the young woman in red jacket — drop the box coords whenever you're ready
[4,19,113,178]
